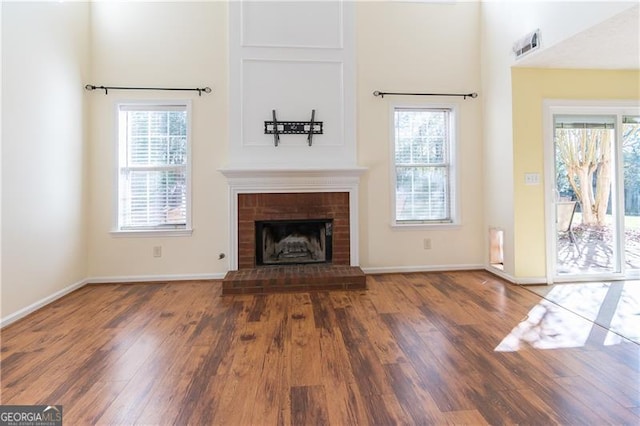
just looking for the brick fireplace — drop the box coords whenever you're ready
[219,168,366,294]
[237,192,350,269]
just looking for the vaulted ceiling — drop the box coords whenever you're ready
[516,4,639,70]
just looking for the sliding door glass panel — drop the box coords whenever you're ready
[623,115,640,271]
[554,115,619,275]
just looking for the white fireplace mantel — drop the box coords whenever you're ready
[220,167,366,270]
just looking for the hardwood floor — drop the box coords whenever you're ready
[1,271,639,425]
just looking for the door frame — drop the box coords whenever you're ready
[543,99,640,283]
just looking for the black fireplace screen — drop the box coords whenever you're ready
[255,219,333,266]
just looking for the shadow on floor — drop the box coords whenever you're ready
[557,225,640,274]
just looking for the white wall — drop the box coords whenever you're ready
[480,0,636,280]
[357,1,484,271]
[1,1,3,323]
[1,2,90,320]
[87,2,229,280]
[89,1,486,280]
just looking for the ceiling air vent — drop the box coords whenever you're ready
[513,29,540,59]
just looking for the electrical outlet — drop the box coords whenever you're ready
[153,246,162,258]
[423,238,432,250]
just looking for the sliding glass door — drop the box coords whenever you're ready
[553,115,619,276]
[622,115,640,272]
[548,105,640,281]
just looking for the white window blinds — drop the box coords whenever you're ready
[394,108,453,224]
[118,104,189,231]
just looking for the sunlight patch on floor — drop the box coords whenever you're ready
[496,281,640,351]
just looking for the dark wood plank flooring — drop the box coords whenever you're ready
[1,271,638,425]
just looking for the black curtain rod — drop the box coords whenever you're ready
[373,90,478,100]
[85,85,212,96]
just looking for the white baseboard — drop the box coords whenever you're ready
[362,263,547,286]
[483,266,547,285]
[87,272,226,284]
[514,277,548,285]
[362,264,483,275]
[1,278,88,328]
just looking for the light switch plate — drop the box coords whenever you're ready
[524,173,540,185]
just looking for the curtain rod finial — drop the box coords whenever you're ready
[196,87,212,96]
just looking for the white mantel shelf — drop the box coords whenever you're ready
[219,167,367,180]
[220,166,366,270]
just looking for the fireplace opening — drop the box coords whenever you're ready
[256,219,333,266]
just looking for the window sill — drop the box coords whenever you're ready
[110,228,193,238]
[391,222,461,231]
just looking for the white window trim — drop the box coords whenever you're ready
[111,99,193,237]
[389,102,460,229]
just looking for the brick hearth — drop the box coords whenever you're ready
[222,191,366,295]
[222,264,366,295]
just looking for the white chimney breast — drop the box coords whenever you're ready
[241,1,343,48]
[229,0,356,169]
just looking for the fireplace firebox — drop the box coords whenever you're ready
[255,219,332,266]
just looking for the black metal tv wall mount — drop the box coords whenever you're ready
[264,109,323,147]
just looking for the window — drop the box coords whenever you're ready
[393,107,456,225]
[116,102,191,233]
